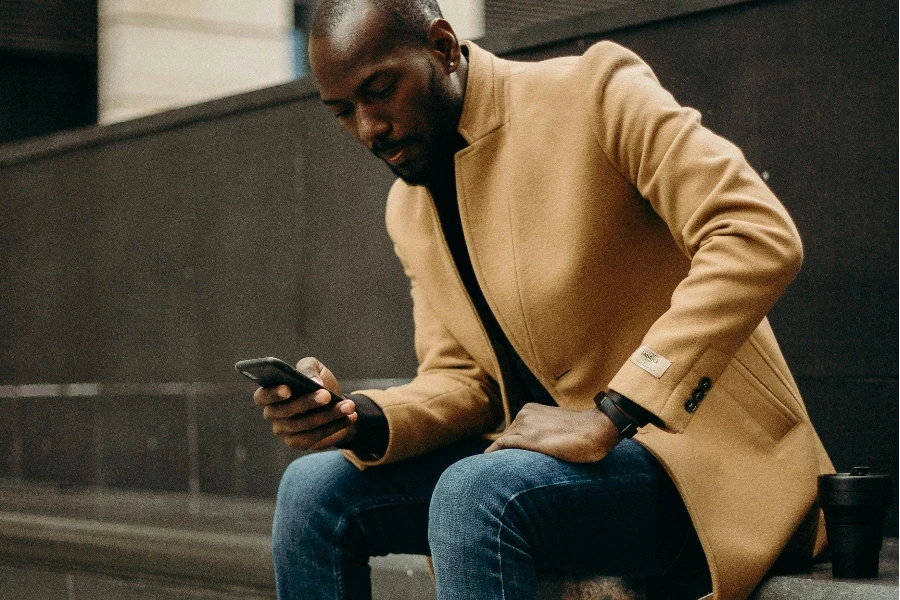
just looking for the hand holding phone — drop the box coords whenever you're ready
[235,357,343,404]
[237,356,358,451]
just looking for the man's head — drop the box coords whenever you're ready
[309,0,467,185]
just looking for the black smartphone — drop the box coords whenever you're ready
[235,357,343,404]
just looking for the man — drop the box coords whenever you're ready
[254,1,834,599]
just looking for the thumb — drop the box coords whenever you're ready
[296,357,342,396]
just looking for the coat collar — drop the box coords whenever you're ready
[457,42,510,144]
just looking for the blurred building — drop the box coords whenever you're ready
[98,0,295,123]
[0,0,634,138]
[0,0,487,138]
[99,0,490,123]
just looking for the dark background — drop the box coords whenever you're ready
[0,0,98,142]
[0,0,896,531]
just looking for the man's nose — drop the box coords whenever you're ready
[356,105,390,147]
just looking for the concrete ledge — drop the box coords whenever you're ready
[0,484,440,599]
[0,482,275,593]
[0,484,896,600]
[752,539,899,600]
[755,576,898,600]
[0,510,274,591]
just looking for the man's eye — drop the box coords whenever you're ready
[369,82,395,99]
[333,107,352,119]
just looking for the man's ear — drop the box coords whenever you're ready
[426,18,460,72]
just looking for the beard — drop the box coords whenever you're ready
[382,63,464,186]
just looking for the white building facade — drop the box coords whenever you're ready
[98,0,485,124]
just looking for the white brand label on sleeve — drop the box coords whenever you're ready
[630,346,671,379]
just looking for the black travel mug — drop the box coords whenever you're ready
[818,467,891,578]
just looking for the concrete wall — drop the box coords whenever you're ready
[0,0,895,529]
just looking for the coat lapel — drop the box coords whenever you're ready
[455,44,538,377]
[401,184,499,381]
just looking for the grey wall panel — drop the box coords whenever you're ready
[0,399,22,478]
[485,0,628,35]
[21,398,97,486]
[83,108,307,384]
[1,147,106,383]
[95,395,190,492]
[1,101,416,385]
[289,100,415,379]
[799,376,899,533]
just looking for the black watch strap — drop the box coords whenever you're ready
[594,392,639,439]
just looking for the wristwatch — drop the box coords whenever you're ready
[594,391,640,439]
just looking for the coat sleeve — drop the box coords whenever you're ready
[341,185,504,468]
[586,42,803,432]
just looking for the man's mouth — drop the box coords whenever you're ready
[375,140,414,166]
[385,147,405,165]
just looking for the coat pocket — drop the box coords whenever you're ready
[717,360,799,443]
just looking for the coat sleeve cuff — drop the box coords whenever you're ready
[334,393,389,459]
[608,346,731,432]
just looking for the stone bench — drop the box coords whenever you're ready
[0,483,896,600]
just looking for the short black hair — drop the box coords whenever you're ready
[311,0,443,45]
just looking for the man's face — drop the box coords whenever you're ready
[309,6,462,185]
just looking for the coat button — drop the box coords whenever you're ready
[699,377,712,391]
[691,388,705,402]
[684,399,698,413]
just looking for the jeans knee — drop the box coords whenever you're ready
[428,452,512,548]
[273,451,353,550]
[277,452,331,509]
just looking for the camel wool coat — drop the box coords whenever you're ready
[341,41,835,600]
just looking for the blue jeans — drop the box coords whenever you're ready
[273,437,708,600]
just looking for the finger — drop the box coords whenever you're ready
[484,432,530,453]
[312,388,333,406]
[261,390,329,417]
[276,400,356,434]
[484,418,524,453]
[308,416,358,451]
[270,405,343,435]
[253,384,292,407]
[282,414,357,451]
[266,397,355,423]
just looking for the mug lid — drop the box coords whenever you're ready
[818,467,892,506]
